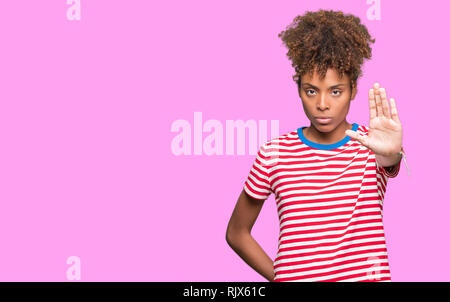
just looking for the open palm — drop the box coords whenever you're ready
[345,83,403,157]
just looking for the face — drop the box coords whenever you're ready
[299,68,356,135]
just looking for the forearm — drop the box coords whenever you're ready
[226,231,275,282]
[375,151,402,168]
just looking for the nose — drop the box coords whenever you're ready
[317,94,329,110]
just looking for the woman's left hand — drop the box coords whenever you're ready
[345,82,403,157]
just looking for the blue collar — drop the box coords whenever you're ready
[297,123,359,150]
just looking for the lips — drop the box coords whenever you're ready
[315,117,332,124]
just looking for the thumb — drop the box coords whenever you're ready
[345,130,368,147]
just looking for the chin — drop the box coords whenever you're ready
[313,122,334,131]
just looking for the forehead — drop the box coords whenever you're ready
[301,68,349,85]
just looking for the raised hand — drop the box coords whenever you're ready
[345,83,403,157]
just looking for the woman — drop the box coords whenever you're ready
[225,9,406,282]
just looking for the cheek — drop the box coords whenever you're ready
[300,99,310,109]
[300,101,315,118]
[338,100,352,114]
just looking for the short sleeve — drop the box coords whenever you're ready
[243,143,273,201]
[376,156,401,178]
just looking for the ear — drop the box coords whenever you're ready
[350,82,357,100]
[297,80,302,98]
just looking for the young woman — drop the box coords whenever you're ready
[226,9,405,282]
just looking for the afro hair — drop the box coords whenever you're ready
[278,9,376,92]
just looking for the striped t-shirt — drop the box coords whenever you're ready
[243,123,401,282]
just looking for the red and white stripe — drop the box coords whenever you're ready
[244,125,400,282]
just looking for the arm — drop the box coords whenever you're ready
[375,150,402,168]
[225,189,275,282]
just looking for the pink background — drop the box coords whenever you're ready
[0,0,448,281]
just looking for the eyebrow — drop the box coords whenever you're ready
[302,83,346,90]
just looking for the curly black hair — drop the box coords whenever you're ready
[278,9,376,93]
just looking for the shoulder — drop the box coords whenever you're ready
[356,124,369,136]
[261,129,300,150]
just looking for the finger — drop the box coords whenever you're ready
[380,87,391,119]
[369,88,376,121]
[389,97,400,123]
[345,130,369,148]
[374,83,384,118]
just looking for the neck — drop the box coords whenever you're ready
[305,120,353,145]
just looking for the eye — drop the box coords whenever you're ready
[305,89,316,96]
[305,89,342,96]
